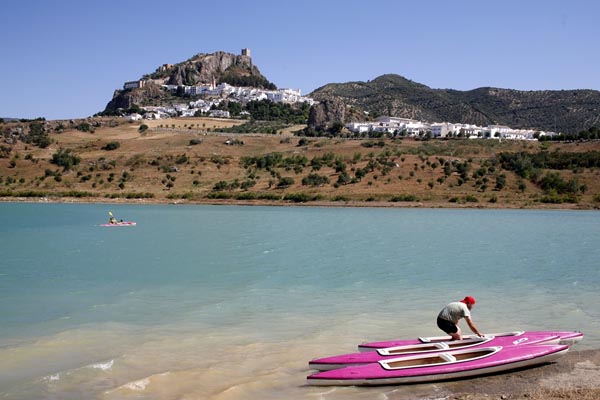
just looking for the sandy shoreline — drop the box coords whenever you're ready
[2,196,599,211]
[394,349,600,400]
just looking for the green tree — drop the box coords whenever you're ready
[51,149,81,171]
[26,121,52,148]
[302,173,330,187]
[328,121,345,135]
[277,177,295,188]
[337,171,352,185]
[127,104,145,115]
[494,174,507,191]
[212,181,229,191]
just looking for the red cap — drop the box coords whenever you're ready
[461,296,476,305]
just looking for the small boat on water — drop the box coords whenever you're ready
[102,211,135,227]
[358,330,583,351]
[307,344,569,386]
[100,221,137,227]
[310,331,569,371]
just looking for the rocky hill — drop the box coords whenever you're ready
[104,51,275,112]
[309,74,600,134]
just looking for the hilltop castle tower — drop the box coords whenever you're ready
[241,48,251,57]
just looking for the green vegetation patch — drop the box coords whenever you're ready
[390,194,419,202]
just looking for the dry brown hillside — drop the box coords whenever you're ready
[2,117,600,209]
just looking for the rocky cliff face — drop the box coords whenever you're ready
[161,51,255,86]
[105,82,165,111]
[307,98,367,131]
[307,99,346,130]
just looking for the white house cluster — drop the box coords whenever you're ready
[346,116,557,140]
[123,80,314,120]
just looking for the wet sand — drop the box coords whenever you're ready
[388,349,600,400]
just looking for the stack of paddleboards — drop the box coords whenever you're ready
[307,330,583,386]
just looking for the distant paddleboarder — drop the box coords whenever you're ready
[437,296,484,340]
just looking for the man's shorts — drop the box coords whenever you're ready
[437,316,458,334]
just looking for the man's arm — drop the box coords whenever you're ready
[464,316,484,337]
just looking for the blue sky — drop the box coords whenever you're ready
[2,0,599,120]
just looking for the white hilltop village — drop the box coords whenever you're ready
[123,49,557,141]
[123,79,315,120]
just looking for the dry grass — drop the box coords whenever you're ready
[2,117,600,208]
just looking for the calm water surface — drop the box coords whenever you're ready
[0,203,598,399]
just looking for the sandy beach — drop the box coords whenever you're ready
[2,196,597,211]
[396,349,600,400]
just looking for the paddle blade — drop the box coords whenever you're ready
[109,211,113,217]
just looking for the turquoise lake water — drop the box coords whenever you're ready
[0,203,598,399]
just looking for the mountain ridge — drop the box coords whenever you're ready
[102,50,600,134]
[309,74,600,134]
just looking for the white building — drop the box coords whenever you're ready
[127,113,143,121]
[123,80,145,90]
[431,122,461,138]
[486,125,511,138]
[346,122,371,133]
[375,116,419,125]
[209,110,230,118]
[266,88,303,103]
[344,117,430,136]
[502,129,536,140]
[404,121,431,136]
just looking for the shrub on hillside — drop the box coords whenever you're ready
[390,194,419,202]
[277,177,294,188]
[101,141,120,151]
[51,148,80,171]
